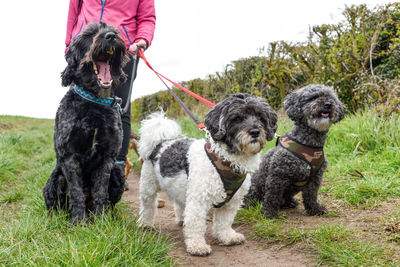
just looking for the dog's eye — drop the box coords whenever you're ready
[231,116,242,123]
[307,95,319,102]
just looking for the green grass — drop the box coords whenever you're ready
[234,109,400,266]
[1,108,399,266]
[322,109,400,206]
[0,115,175,266]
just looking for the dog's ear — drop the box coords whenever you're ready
[260,101,278,141]
[61,34,87,87]
[284,90,303,122]
[61,49,78,87]
[205,101,229,141]
[332,94,345,123]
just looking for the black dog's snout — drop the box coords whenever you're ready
[324,102,332,109]
[249,128,260,138]
[105,32,116,41]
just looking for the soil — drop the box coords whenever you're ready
[123,171,315,266]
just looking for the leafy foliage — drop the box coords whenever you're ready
[132,3,400,121]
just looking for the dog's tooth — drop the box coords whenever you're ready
[92,62,98,74]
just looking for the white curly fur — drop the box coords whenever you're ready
[138,112,256,256]
[138,112,181,160]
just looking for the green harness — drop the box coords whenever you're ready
[204,142,247,208]
[277,133,325,186]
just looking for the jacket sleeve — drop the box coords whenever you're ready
[135,0,156,47]
[65,0,80,48]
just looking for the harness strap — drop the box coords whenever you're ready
[277,133,325,186]
[204,142,247,208]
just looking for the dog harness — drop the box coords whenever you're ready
[277,133,325,186]
[204,142,247,208]
[73,85,122,113]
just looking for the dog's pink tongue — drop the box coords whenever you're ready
[97,62,111,83]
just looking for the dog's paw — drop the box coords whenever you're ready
[261,206,278,218]
[281,198,299,209]
[217,230,245,246]
[306,204,327,216]
[241,197,257,209]
[185,239,212,256]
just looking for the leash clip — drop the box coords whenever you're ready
[112,97,123,114]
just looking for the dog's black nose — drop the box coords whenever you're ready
[324,102,332,109]
[105,32,116,41]
[249,128,260,138]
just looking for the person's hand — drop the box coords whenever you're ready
[129,39,147,53]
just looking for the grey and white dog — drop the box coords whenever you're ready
[138,93,277,256]
[244,84,344,218]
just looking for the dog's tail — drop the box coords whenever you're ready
[138,111,181,160]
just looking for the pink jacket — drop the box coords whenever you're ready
[65,0,156,50]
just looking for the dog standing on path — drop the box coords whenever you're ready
[138,94,277,256]
[42,23,130,224]
[244,84,345,218]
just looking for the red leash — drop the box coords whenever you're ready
[130,48,216,130]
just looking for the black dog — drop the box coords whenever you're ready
[43,23,130,224]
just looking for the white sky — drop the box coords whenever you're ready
[0,0,394,119]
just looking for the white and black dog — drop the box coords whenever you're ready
[138,93,277,256]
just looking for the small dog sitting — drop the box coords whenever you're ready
[42,23,130,224]
[244,84,344,218]
[137,94,277,256]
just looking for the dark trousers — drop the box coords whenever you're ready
[115,53,136,162]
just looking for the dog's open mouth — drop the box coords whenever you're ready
[92,48,115,89]
[320,112,330,118]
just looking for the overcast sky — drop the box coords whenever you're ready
[0,0,394,119]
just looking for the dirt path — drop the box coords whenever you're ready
[123,171,313,267]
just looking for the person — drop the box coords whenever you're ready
[64,0,156,184]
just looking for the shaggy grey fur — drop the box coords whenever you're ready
[205,93,277,155]
[42,23,129,224]
[244,84,345,218]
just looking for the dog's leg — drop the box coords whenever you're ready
[302,174,327,216]
[173,202,184,226]
[91,160,113,215]
[212,199,245,246]
[262,176,292,218]
[281,187,300,209]
[138,160,159,227]
[43,164,67,211]
[242,171,265,208]
[183,198,211,256]
[61,157,86,224]
[109,163,125,207]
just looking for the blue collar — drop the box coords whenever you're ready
[73,85,122,113]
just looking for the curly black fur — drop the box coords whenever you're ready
[244,84,345,218]
[43,23,129,224]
